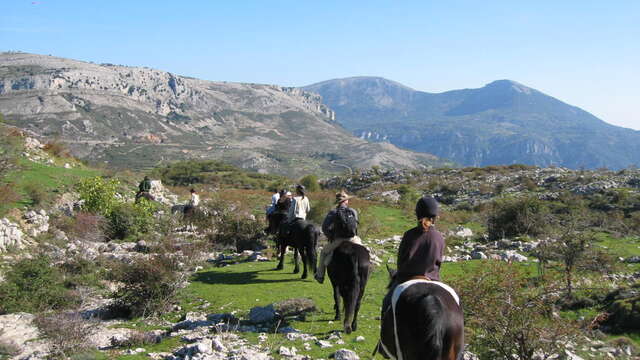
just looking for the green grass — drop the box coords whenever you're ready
[182,258,485,360]
[1,158,100,214]
[361,205,414,239]
[594,232,640,272]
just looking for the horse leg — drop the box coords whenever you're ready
[343,287,358,334]
[276,241,285,270]
[299,247,309,279]
[332,284,341,321]
[293,247,300,274]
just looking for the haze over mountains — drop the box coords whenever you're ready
[0,53,447,176]
[304,77,640,169]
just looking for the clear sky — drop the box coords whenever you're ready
[1,1,639,130]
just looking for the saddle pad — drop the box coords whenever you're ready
[386,279,460,360]
[391,279,460,310]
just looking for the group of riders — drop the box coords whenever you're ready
[135,176,200,214]
[265,184,444,289]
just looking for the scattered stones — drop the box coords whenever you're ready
[0,218,27,252]
[332,348,360,360]
[249,304,277,324]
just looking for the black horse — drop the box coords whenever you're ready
[377,270,464,360]
[135,191,155,203]
[275,219,319,280]
[327,241,371,334]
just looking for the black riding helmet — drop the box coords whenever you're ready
[415,196,439,219]
[296,184,306,195]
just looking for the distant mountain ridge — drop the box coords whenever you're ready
[303,77,640,169]
[0,53,449,176]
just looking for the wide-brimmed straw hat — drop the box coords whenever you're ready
[335,190,354,204]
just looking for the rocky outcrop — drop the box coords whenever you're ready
[0,52,445,176]
[0,313,51,359]
[0,218,27,252]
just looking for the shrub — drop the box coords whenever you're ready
[23,182,51,206]
[299,174,320,192]
[34,312,97,357]
[109,254,183,318]
[0,255,77,314]
[306,196,334,226]
[451,262,578,360]
[54,212,107,242]
[211,208,266,251]
[486,196,550,240]
[77,176,120,216]
[107,200,158,240]
[43,139,71,158]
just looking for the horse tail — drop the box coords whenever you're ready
[418,293,447,358]
[340,248,360,333]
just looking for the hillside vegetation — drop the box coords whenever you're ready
[1,125,639,359]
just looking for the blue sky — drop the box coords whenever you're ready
[1,1,639,130]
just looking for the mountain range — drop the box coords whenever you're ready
[0,53,447,176]
[303,77,640,169]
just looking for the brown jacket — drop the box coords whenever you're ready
[396,226,444,281]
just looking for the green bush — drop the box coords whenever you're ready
[299,174,320,192]
[451,262,578,360]
[23,182,51,206]
[0,255,77,314]
[486,196,550,240]
[77,176,120,216]
[109,254,183,318]
[107,199,158,240]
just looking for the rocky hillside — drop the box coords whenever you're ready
[303,77,640,169]
[0,53,447,176]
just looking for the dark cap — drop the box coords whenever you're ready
[415,196,439,219]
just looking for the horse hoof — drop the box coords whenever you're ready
[275,266,283,270]
[352,323,357,331]
[334,315,341,321]
[301,274,308,279]
[293,269,300,274]
[344,326,352,334]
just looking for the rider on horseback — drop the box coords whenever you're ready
[280,185,310,238]
[135,176,152,202]
[314,190,363,284]
[381,196,444,311]
[183,188,200,215]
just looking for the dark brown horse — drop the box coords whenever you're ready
[378,270,464,360]
[135,191,155,203]
[327,241,371,334]
[275,219,319,280]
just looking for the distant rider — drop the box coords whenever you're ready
[184,188,200,215]
[135,176,152,202]
[314,190,362,284]
[288,185,311,223]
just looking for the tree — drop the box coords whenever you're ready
[299,174,320,192]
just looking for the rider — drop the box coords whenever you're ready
[136,176,152,198]
[288,184,311,223]
[314,190,362,284]
[381,196,444,312]
[183,188,200,214]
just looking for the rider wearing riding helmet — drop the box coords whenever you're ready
[381,196,444,312]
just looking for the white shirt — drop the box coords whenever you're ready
[288,195,310,220]
[189,193,200,206]
[271,192,280,207]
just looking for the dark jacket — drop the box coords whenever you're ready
[275,197,291,215]
[139,179,151,192]
[396,226,444,281]
[322,206,358,240]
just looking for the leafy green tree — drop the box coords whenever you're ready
[299,174,320,192]
[77,176,120,216]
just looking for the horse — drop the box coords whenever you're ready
[377,269,464,360]
[327,241,371,334]
[275,219,319,280]
[135,191,155,204]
